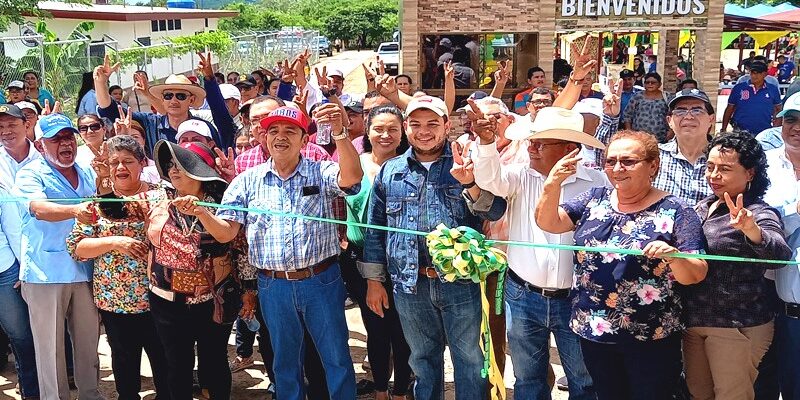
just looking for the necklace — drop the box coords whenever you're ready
[114,181,147,197]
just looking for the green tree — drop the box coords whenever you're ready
[0,0,88,31]
[324,1,397,48]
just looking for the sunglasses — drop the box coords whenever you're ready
[529,99,553,107]
[644,80,660,85]
[164,160,178,171]
[672,108,707,117]
[604,158,647,168]
[163,92,189,101]
[78,123,103,132]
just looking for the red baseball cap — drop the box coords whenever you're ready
[260,106,309,132]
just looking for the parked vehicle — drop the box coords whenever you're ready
[316,36,332,57]
[377,41,400,75]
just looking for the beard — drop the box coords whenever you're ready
[411,139,446,160]
[44,148,74,168]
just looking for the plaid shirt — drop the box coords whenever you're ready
[218,158,360,271]
[588,113,620,169]
[653,139,713,207]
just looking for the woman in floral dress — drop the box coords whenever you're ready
[535,130,708,400]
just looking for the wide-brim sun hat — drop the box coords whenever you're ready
[154,140,227,196]
[148,75,206,109]
[505,106,606,149]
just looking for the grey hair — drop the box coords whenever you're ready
[107,134,146,162]
[476,96,510,114]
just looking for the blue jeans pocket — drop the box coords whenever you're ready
[313,263,342,286]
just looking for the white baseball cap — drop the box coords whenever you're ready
[14,101,38,114]
[219,84,241,102]
[405,96,448,118]
[778,92,800,117]
[176,119,213,142]
[7,80,24,90]
[573,98,603,118]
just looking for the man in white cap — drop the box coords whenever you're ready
[14,113,103,400]
[360,95,507,399]
[6,81,28,103]
[14,101,39,141]
[0,104,41,189]
[473,106,606,400]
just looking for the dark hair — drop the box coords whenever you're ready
[77,113,112,139]
[364,90,383,100]
[213,72,225,83]
[22,70,39,81]
[108,85,122,94]
[227,71,239,79]
[706,131,770,201]
[363,105,408,155]
[677,78,698,91]
[265,78,281,95]
[135,70,148,77]
[107,134,146,162]
[76,72,94,114]
[557,77,569,89]
[452,47,470,64]
[643,72,662,83]
[396,74,413,85]
[530,86,555,100]
[527,66,544,79]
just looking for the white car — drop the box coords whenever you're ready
[376,41,400,75]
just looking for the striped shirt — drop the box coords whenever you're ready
[218,157,360,271]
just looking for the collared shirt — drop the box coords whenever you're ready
[620,88,641,117]
[218,157,359,271]
[654,139,713,207]
[361,145,507,294]
[13,159,96,283]
[729,80,782,135]
[589,113,620,169]
[0,141,42,190]
[0,186,22,274]
[234,143,331,174]
[686,195,791,328]
[763,147,800,303]
[473,141,608,289]
[477,139,529,251]
[756,127,784,151]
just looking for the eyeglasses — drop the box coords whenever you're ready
[78,123,103,132]
[528,141,565,151]
[644,80,660,85]
[529,99,553,107]
[163,92,189,101]
[604,158,647,168]
[671,108,707,117]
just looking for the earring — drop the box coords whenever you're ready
[746,181,752,192]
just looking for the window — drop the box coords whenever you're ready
[151,20,158,32]
[420,33,540,98]
[158,20,167,31]
[167,19,174,30]
[175,19,182,29]
[137,36,151,46]
[204,18,208,28]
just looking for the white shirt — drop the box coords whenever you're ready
[75,145,95,169]
[0,141,42,189]
[762,146,800,303]
[473,141,609,289]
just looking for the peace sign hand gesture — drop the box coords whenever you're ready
[444,60,455,82]
[724,192,757,233]
[113,104,132,136]
[94,54,120,82]
[494,60,512,83]
[281,59,298,83]
[132,71,149,94]
[214,147,236,183]
[375,74,398,99]
[450,141,475,185]
[570,36,597,82]
[41,99,62,116]
[89,141,111,179]
[466,98,497,144]
[546,148,582,184]
[196,52,214,79]
[603,78,624,117]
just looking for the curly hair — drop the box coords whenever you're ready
[706,130,770,201]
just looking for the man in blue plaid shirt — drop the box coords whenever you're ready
[203,103,363,400]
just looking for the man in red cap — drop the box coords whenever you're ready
[202,103,363,400]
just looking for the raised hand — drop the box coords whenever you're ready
[377,57,386,76]
[570,36,598,81]
[196,52,214,79]
[494,60,512,83]
[467,98,497,144]
[89,141,110,178]
[214,147,236,183]
[375,74,398,99]
[450,141,475,185]
[362,61,377,84]
[132,71,150,94]
[40,99,63,116]
[603,78,624,117]
[444,60,455,81]
[547,148,582,184]
[94,54,120,81]
[314,65,331,89]
[293,90,309,118]
[281,59,298,83]
[313,102,345,134]
[724,192,757,233]
[113,105,132,136]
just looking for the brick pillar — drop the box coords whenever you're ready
[694,1,724,109]
[399,0,419,84]
[657,29,680,94]
[538,0,557,86]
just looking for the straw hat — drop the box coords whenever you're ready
[505,106,605,149]
[148,75,206,109]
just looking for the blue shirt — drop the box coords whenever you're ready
[36,88,55,109]
[778,61,796,83]
[0,186,22,273]
[13,159,96,283]
[77,89,98,116]
[218,157,359,271]
[729,80,781,135]
[620,89,641,117]
[0,93,6,104]
[756,127,784,151]
[361,145,507,294]
[763,147,800,303]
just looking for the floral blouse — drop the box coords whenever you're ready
[562,187,705,343]
[66,184,158,314]
[623,93,670,143]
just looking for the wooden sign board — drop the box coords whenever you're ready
[556,0,710,30]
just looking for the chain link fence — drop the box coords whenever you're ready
[1,29,318,118]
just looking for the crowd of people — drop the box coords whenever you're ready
[0,34,799,400]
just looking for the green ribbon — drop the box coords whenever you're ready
[1,196,799,266]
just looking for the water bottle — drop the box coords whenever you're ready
[244,317,260,332]
[316,99,331,145]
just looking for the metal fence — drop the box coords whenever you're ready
[1,29,319,118]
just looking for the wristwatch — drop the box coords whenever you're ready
[332,128,348,141]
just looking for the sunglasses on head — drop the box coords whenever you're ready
[78,123,103,132]
[163,92,189,101]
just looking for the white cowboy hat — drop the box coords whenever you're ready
[505,106,605,149]
[148,74,206,109]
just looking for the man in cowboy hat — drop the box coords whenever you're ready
[13,113,103,400]
[93,54,238,156]
[200,103,363,400]
[472,106,607,400]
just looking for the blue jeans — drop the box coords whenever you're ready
[393,277,487,400]
[504,277,594,400]
[776,312,800,399]
[257,263,355,400]
[0,263,38,398]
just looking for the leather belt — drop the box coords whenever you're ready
[259,256,336,280]
[417,267,438,279]
[508,268,570,299]
[785,302,800,319]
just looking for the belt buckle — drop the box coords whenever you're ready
[284,271,302,281]
[787,303,800,319]
[541,288,559,298]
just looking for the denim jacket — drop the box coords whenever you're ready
[360,144,507,294]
